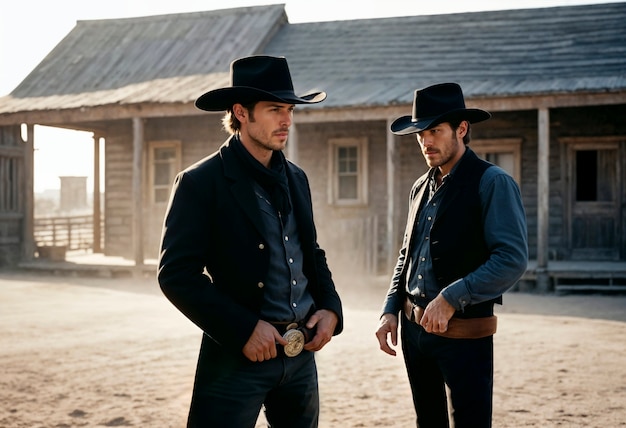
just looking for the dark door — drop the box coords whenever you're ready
[567,141,622,260]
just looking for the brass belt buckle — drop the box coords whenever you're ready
[282,322,305,357]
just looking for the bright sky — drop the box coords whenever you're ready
[0,0,618,192]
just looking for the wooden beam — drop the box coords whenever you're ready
[293,91,626,123]
[536,108,551,292]
[22,124,35,261]
[386,120,399,272]
[92,134,102,253]
[132,118,144,266]
[1,90,625,128]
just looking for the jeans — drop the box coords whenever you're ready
[401,316,494,428]
[187,350,319,428]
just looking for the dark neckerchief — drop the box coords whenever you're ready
[231,135,292,216]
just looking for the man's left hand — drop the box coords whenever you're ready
[421,293,456,334]
[303,309,338,352]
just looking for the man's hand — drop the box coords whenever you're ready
[242,320,287,362]
[303,309,338,352]
[375,313,398,356]
[420,293,455,334]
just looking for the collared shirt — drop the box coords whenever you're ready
[406,152,528,311]
[407,169,448,301]
[253,182,314,322]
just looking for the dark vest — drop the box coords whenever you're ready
[420,149,500,318]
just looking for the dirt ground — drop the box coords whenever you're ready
[0,270,624,427]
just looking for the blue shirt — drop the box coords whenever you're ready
[253,182,315,322]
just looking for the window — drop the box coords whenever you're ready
[472,138,522,183]
[560,138,619,203]
[575,149,615,202]
[149,141,181,204]
[328,137,368,205]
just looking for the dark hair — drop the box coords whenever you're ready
[221,101,258,134]
[449,119,471,145]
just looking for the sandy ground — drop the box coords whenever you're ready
[0,270,625,428]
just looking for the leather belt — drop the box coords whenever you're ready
[403,296,497,339]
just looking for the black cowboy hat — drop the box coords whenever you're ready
[390,82,491,135]
[195,55,326,111]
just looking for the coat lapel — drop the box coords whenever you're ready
[402,177,429,263]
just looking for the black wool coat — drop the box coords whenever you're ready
[158,136,343,357]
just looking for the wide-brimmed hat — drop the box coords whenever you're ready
[195,55,326,111]
[390,83,490,135]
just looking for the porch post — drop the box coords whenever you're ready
[537,108,550,292]
[92,134,102,253]
[286,124,299,163]
[22,124,35,261]
[386,120,399,273]
[132,118,144,266]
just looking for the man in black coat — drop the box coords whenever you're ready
[158,55,343,428]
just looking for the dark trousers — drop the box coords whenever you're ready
[401,316,494,428]
[187,350,319,428]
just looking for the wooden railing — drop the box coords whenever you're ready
[34,215,103,252]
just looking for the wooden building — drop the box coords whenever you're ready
[0,3,625,289]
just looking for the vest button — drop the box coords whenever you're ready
[257,282,265,288]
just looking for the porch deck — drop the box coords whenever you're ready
[521,260,626,293]
[17,251,158,278]
[13,251,626,293]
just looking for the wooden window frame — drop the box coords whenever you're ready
[148,140,181,205]
[327,137,368,206]
[471,138,522,183]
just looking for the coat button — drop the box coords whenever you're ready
[258,243,265,250]
[257,282,264,288]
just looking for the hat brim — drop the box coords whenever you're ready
[195,86,326,111]
[390,108,491,136]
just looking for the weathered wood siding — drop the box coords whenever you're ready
[0,125,24,265]
[103,121,133,258]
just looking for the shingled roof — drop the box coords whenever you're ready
[0,2,624,119]
[263,2,626,108]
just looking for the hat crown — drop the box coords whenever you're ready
[195,55,325,111]
[231,56,294,93]
[413,82,466,121]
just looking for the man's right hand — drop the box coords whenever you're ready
[242,320,288,362]
[375,313,398,356]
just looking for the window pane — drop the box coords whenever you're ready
[154,163,172,186]
[596,149,616,202]
[494,153,514,177]
[338,157,348,173]
[339,176,357,199]
[576,150,597,201]
[484,152,515,177]
[155,147,176,160]
[338,147,358,173]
